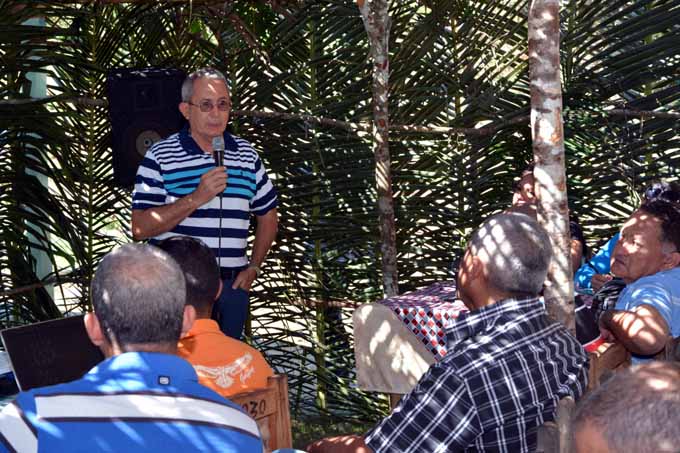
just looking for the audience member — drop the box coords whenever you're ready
[158,236,274,397]
[508,165,587,276]
[575,180,680,292]
[573,361,680,453]
[512,164,536,206]
[599,199,680,362]
[0,244,263,452]
[570,219,590,273]
[308,212,588,453]
[508,164,538,218]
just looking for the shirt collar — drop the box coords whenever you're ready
[178,125,208,156]
[185,318,221,336]
[445,296,543,348]
[178,125,237,156]
[88,351,198,384]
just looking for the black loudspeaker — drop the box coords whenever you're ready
[107,68,187,188]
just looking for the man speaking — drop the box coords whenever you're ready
[131,67,278,340]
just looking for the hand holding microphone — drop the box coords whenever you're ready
[213,136,225,167]
[192,136,227,206]
[211,135,227,199]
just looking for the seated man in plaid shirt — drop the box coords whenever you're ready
[309,212,589,453]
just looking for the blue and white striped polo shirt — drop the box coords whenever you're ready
[132,127,277,270]
[0,352,263,453]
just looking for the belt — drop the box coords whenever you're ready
[220,267,246,281]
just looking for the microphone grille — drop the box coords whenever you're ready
[212,136,225,151]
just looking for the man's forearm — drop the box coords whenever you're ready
[131,194,199,240]
[601,308,668,355]
[307,435,374,453]
[249,208,278,267]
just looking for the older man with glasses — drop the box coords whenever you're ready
[131,67,278,340]
[599,199,680,363]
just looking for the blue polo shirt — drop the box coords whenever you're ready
[0,352,263,452]
[132,128,277,270]
[616,267,680,363]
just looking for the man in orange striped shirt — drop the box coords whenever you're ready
[159,236,273,397]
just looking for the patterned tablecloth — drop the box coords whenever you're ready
[379,281,468,359]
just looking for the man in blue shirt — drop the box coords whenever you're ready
[574,181,680,292]
[600,199,680,363]
[0,244,263,453]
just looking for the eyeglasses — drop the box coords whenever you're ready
[186,99,231,112]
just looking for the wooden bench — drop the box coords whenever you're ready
[587,341,630,390]
[537,342,630,452]
[587,336,680,390]
[231,374,293,452]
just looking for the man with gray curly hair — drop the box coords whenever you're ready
[461,210,552,298]
[308,212,588,453]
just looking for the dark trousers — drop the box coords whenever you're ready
[212,268,249,340]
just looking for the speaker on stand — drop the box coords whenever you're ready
[106,68,187,188]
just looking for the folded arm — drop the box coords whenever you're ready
[600,304,669,356]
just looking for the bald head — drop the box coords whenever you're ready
[90,243,186,350]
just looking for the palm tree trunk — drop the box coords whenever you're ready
[528,0,575,333]
[358,0,399,297]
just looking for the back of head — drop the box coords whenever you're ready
[468,212,552,296]
[157,236,220,314]
[639,199,680,255]
[91,243,186,350]
[573,361,680,453]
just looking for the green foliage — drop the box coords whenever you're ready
[1,0,680,425]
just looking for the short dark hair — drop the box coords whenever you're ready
[512,164,535,193]
[573,362,680,452]
[570,219,589,259]
[90,243,186,349]
[157,236,220,312]
[639,199,680,252]
[643,180,680,203]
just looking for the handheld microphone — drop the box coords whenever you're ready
[212,136,226,268]
[212,136,225,167]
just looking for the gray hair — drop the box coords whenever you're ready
[468,212,552,296]
[90,243,186,349]
[181,67,229,102]
[573,362,680,453]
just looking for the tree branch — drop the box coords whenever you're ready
[2,97,678,134]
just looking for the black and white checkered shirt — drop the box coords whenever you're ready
[365,297,588,453]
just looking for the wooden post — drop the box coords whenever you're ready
[528,0,575,333]
[358,0,399,297]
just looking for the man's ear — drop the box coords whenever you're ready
[181,305,196,336]
[469,255,485,282]
[662,251,680,271]
[215,279,223,301]
[178,102,190,121]
[84,312,106,347]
